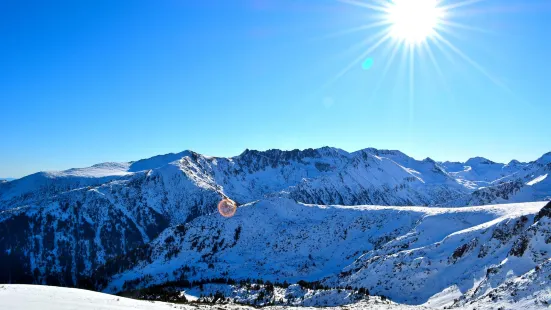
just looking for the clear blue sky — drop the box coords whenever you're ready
[1,0,551,178]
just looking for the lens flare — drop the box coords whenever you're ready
[218,198,237,218]
[362,57,374,70]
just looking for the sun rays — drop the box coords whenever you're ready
[327,0,513,105]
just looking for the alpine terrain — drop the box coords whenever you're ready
[1,147,550,309]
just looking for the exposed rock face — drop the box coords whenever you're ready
[534,200,551,222]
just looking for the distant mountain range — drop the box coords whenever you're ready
[0,147,550,308]
[2,148,549,210]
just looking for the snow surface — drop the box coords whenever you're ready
[3,283,550,309]
[96,198,548,307]
[0,285,428,310]
[0,284,176,310]
[527,174,548,186]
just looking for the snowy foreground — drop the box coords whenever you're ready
[2,280,550,310]
[0,285,425,310]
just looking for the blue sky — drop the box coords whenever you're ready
[1,0,551,178]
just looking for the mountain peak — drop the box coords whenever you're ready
[535,152,551,164]
[505,159,526,167]
[357,147,408,159]
[129,150,192,172]
[465,157,496,165]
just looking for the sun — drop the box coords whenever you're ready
[329,0,510,104]
[385,0,444,45]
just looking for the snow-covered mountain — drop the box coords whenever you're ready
[87,199,549,306]
[442,157,528,185]
[0,147,550,309]
[445,152,551,206]
[0,163,222,285]
[3,201,550,309]
[4,147,549,211]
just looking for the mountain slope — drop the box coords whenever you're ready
[86,198,547,306]
[326,201,551,304]
[453,258,551,309]
[447,152,551,206]
[0,161,223,285]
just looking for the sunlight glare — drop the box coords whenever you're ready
[386,0,444,44]
[332,0,511,103]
